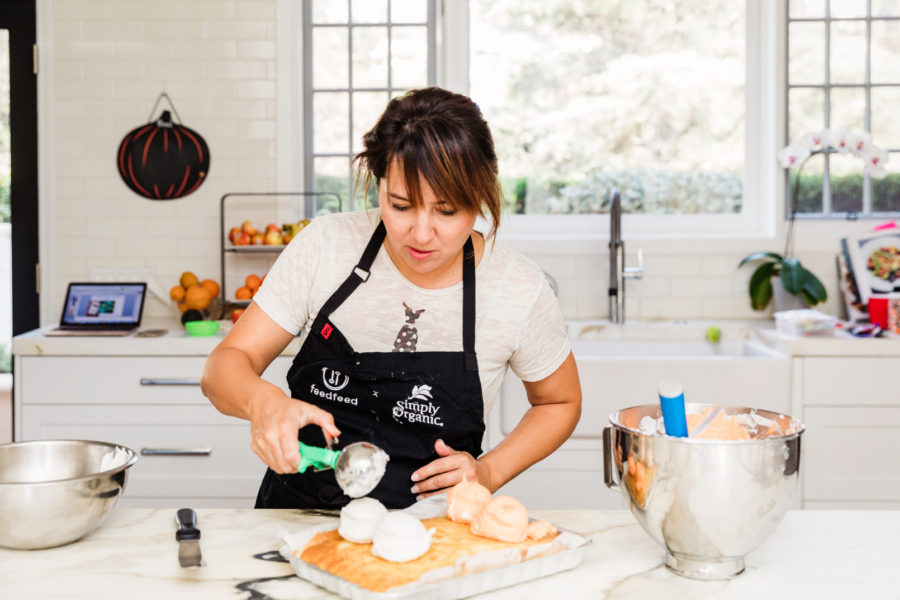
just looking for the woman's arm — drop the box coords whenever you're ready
[201,302,340,474]
[411,352,581,496]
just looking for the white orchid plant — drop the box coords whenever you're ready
[777,128,889,179]
[740,128,889,311]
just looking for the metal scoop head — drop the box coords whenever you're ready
[297,440,389,498]
[335,442,389,498]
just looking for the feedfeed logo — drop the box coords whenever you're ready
[321,367,349,391]
[308,367,358,406]
[392,384,444,427]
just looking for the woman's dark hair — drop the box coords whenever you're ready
[353,87,503,238]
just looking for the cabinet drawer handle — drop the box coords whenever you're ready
[139,378,201,386]
[141,448,212,456]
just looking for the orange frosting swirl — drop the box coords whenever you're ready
[446,477,492,524]
[470,495,529,543]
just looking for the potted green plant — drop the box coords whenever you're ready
[740,129,888,311]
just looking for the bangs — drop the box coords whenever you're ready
[391,128,487,217]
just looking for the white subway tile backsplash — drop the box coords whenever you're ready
[143,59,208,80]
[206,60,269,80]
[237,0,276,20]
[54,60,85,80]
[627,277,670,297]
[56,235,122,258]
[53,1,118,21]
[701,297,763,320]
[639,297,702,319]
[702,256,740,277]
[83,20,145,40]
[114,236,180,258]
[142,21,204,40]
[200,20,268,41]
[113,1,177,21]
[174,1,238,21]
[174,40,238,60]
[236,40,276,60]
[642,256,702,278]
[54,80,116,102]
[45,0,279,316]
[235,80,277,98]
[669,277,734,298]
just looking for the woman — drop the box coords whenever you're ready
[201,87,581,509]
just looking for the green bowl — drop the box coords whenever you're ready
[184,320,220,337]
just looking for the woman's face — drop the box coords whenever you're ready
[379,159,477,287]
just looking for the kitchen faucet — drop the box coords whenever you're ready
[608,189,643,323]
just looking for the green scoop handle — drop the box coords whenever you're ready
[297,441,340,473]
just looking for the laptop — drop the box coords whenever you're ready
[45,282,147,337]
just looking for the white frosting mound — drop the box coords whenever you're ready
[370,512,434,563]
[338,498,388,543]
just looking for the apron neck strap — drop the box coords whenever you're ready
[462,236,477,370]
[316,221,387,318]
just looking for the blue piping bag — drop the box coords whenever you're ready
[658,380,688,437]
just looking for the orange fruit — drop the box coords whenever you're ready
[200,279,220,298]
[169,285,186,302]
[184,285,213,310]
[177,300,188,313]
[180,271,199,289]
[235,286,252,300]
[245,274,262,292]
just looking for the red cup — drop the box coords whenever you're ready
[868,296,890,328]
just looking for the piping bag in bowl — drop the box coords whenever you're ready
[658,380,688,437]
[297,440,389,498]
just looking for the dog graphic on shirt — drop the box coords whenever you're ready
[393,302,425,352]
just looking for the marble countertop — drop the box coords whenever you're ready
[754,327,900,356]
[0,508,894,598]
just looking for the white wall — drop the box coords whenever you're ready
[36,0,874,325]
[40,0,280,320]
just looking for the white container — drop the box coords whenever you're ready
[774,309,838,337]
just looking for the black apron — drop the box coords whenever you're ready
[255,221,485,509]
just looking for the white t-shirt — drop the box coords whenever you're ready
[253,209,570,417]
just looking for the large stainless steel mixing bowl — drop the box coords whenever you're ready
[0,439,137,550]
[603,404,803,580]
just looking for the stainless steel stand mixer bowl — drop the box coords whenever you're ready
[603,403,804,580]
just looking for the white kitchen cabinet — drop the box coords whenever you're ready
[13,348,294,508]
[797,356,900,509]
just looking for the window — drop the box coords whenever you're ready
[787,0,900,217]
[303,0,437,214]
[290,1,772,236]
[469,0,747,218]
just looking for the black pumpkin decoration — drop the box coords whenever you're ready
[117,101,210,200]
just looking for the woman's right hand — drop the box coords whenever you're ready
[247,383,341,474]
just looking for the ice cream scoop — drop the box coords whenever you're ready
[370,512,434,562]
[446,476,492,524]
[297,441,389,498]
[470,495,529,543]
[338,497,388,543]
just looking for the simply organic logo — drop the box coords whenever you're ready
[392,384,443,427]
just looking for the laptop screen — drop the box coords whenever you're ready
[60,283,147,327]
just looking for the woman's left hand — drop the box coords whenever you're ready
[410,439,493,499]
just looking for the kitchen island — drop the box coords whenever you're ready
[0,508,894,598]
